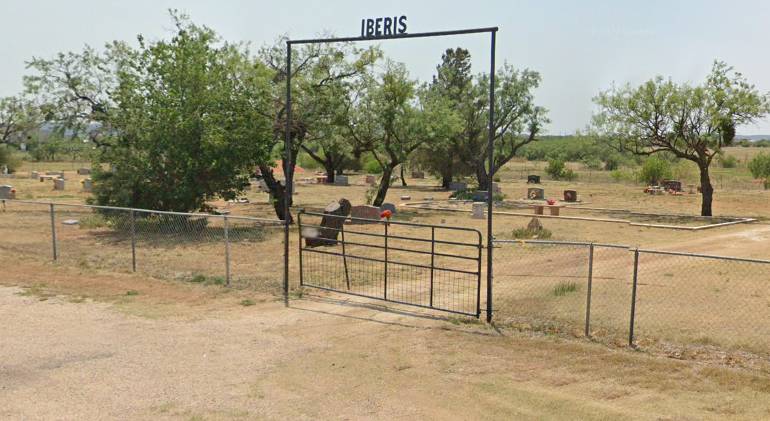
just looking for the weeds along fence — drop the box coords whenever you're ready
[0,199,286,293]
[492,240,770,355]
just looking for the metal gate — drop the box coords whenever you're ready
[298,210,482,317]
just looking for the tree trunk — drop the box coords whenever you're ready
[441,173,452,189]
[476,165,490,191]
[336,167,343,175]
[698,163,713,217]
[259,165,293,223]
[372,166,394,207]
[400,165,407,187]
[323,162,335,184]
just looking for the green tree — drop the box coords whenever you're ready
[346,62,458,206]
[748,153,770,189]
[87,17,274,212]
[24,14,274,213]
[414,48,474,188]
[593,61,770,216]
[259,38,380,220]
[0,96,39,145]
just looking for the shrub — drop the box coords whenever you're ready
[0,147,22,173]
[719,154,739,168]
[582,157,603,170]
[545,159,577,181]
[604,155,620,171]
[638,156,672,185]
[545,159,565,179]
[748,152,770,189]
[511,226,552,239]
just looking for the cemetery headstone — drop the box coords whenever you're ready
[0,185,15,199]
[491,182,502,193]
[82,178,93,192]
[349,205,380,224]
[662,180,682,192]
[334,175,349,186]
[471,202,485,219]
[46,171,64,177]
[305,198,352,247]
[448,181,467,191]
[563,190,577,202]
[30,171,39,179]
[53,178,65,191]
[400,195,411,200]
[365,175,377,185]
[77,168,91,175]
[527,187,544,200]
[527,175,540,184]
[380,202,397,215]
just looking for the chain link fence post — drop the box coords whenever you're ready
[130,209,137,272]
[223,215,230,287]
[49,203,57,261]
[584,242,594,337]
[629,248,640,347]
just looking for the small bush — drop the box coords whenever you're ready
[512,227,552,239]
[545,159,577,180]
[0,147,22,173]
[545,159,565,178]
[748,152,770,189]
[638,156,672,185]
[552,281,579,296]
[719,154,738,168]
[240,299,256,306]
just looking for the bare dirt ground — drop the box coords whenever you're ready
[2,260,770,420]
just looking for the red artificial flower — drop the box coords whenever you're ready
[546,198,556,205]
[380,209,392,220]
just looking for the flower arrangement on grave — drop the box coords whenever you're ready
[546,198,556,205]
[380,209,392,225]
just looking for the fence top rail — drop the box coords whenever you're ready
[492,238,770,264]
[637,248,770,265]
[3,199,285,225]
[299,209,483,238]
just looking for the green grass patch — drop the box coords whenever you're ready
[552,281,579,297]
[240,299,256,306]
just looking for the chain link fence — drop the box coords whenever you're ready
[1,199,286,294]
[492,240,770,355]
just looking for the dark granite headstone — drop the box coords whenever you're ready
[563,190,577,202]
[305,198,352,247]
[380,203,397,215]
[527,175,541,184]
[662,180,682,192]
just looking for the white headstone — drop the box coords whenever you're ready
[30,171,39,179]
[472,202,486,219]
[334,175,349,186]
[53,178,65,191]
[82,178,93,192]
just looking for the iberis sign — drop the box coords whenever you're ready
[360,16,407,38]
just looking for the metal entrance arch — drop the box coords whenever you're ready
[283,26,498,321]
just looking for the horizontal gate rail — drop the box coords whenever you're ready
[302,247,481,276]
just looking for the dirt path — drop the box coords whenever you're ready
[2,273,770,420]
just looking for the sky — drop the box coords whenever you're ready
[1,0,769,134]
